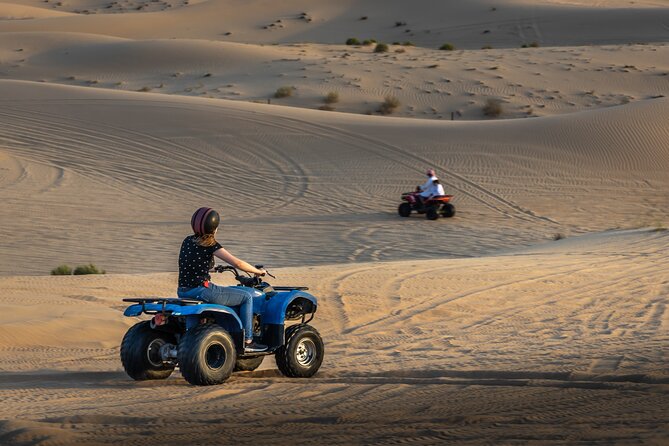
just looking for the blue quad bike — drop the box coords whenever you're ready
[120,265,323,386]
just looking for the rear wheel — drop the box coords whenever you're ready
[275,324,324,378]
[398,202,411,217]
[441,203,455,218]
[178,324,236,386]
[234,356,264,372]
[120,321,176,380]
[426,206,439,220]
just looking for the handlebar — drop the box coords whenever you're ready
[210,264,275,288]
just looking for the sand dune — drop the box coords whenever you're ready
[1,0,669,444]
[1,0,668,47]
[1,31,667,120]
[0,80,667,275]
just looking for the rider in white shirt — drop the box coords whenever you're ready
[426,179,445,199]
[419,168,437,197]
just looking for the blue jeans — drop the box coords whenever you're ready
[178,283,254,342]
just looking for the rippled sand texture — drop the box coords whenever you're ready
[1,0,668,444]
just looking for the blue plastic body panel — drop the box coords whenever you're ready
[123,302,243,328]
[123,287,317,327]
[263,290,318,324]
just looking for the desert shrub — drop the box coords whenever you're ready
[73,263,105,275]
[274,86,295,98]
[359,16,368,21]
[395,48,406,54]
[138,86,152,92]
[346,37,361,45]
[362,39,376,46]
[553,233,565,241]
[482,45,493,49]
[395,21,407,27]
[318,105,335,111]
[529,41,540,48]
[374,43,389,53]
[402,41,414,46]
[378,95,400,115]
[324,91,339,104]
[51,265,73,275]
[483,98,503,117]
[439,43,455,51]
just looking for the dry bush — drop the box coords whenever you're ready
[319,105,335,111]
[439,43,455,51]
[483,98,503,118]
[378,95,400,115]
[374,43,389,53]
[274,86,295,98]
[73,263,105,275]
[324,91,339,104]
[346,37,361,45]
[51,264,72,275]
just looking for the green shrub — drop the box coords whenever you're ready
[274,86,295,98]
[378,95,400,114]
[324,91,339,104]
[374,43,389,53]
[402,41,414,46]
[362,39,376,46]
[346,37,361,45]
[439,43,455,51]
[51,265,73,275]
[73,263,105,275]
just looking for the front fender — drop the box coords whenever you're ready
[263,290,317,325]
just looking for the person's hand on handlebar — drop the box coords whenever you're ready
[254,268,267,277]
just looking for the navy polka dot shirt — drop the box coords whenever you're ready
[178,235,222,289]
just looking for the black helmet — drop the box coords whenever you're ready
[191,207,220,235]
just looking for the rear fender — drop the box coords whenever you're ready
[183,311,245,353]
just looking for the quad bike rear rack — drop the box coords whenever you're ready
[122,297,202,314]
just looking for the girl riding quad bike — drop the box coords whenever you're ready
[119,208,324,386]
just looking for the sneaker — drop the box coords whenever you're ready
[245,342,268,353]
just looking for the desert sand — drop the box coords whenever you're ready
[1,0,668,445]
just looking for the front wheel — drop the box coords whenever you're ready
[120,321,176,381]
[426,206,439,220]
[178,324,236,386]
[275,324,324,378]
[398,202,411,217]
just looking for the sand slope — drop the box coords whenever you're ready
[0,80,668,275]
[0,229,667,444]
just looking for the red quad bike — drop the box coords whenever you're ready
[398,191,455,220]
